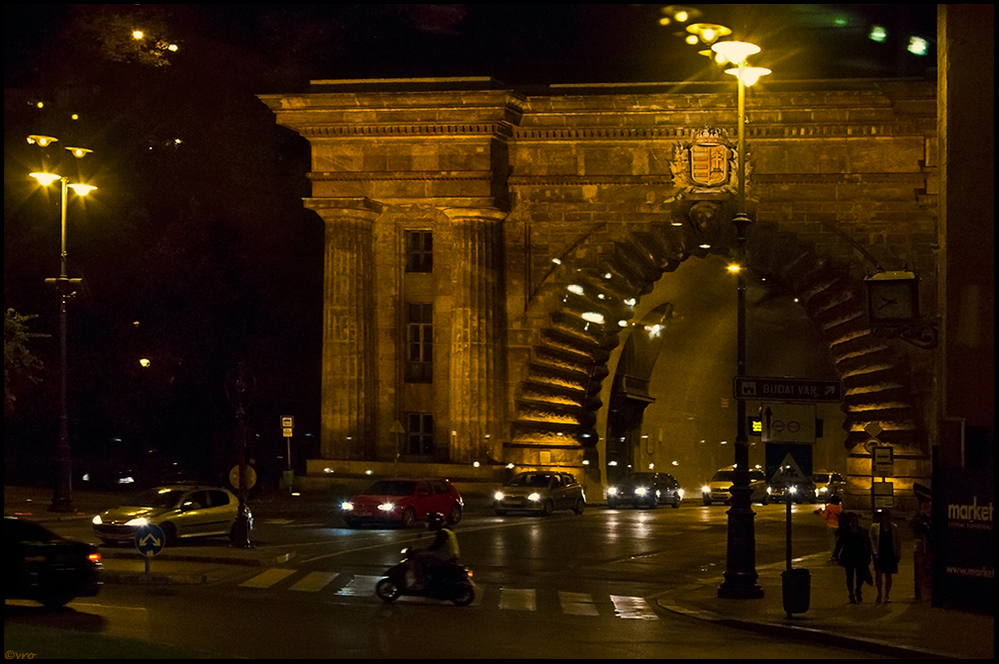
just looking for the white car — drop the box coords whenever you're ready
[701,467,770,505]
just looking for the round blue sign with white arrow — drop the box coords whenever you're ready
[134,523,166,557]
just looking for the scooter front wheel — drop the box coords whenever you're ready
[375,578,401,603]
[451,581,475,607]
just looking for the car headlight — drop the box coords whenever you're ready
[125,517,148,527]
[607,487,619,496]
[701,485,711,494]
[340,501,354,511]
[91,514,102,525]
[635,487,648,496]
[378,502,395,512]
[677,489,685,499]
[527,492,541,502]
[494,491,505,501]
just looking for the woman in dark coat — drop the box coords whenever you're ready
[833,512,873,603]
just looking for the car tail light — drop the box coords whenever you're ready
[88,552,102,564]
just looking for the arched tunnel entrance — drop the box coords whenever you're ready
[510,221,926,511]
[602,256,846,492]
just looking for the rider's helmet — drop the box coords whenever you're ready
[427,512,446,531]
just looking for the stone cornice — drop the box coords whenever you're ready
[301,122,515,139]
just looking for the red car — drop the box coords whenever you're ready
[340,478,463,528]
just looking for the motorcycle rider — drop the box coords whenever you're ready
[409,512,459,589]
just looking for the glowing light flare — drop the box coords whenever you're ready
[29,172,61,186]
[711,40,760,65]
[724,66,772,87]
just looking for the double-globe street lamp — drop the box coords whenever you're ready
[27,134,98,513]
[708,41,771,599]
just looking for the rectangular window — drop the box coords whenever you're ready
[406,413,434,456]
[405,230,433,273]
[405,303,432,383]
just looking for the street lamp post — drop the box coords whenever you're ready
[709,42,771,599]
[28,135,97,513]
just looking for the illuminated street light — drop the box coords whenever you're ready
[27,135,98,513]
[709,40,771,600]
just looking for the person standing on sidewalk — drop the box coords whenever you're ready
[815,495,843,560]
[870,508,902,604]
[834,512,873,604]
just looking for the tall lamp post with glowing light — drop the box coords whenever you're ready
[28,135,97,513]
[709,41,771,599]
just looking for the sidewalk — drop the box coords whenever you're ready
[657,555,993,659]
[6,485,993,659]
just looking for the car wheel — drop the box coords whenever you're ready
[447,503,463,525]
[161,522,178,546]
[375,578,400,603]
[572,498,585,515]
[760,494,769,506]
[343,517,360,529]
[41,594,74,609]
[607,498,618,509]
[452,581,475,607]
[671,494,681,508]
[703,495,712,506]
[494,508,507,516]
[540,500,554,517]
[400,507,417,528]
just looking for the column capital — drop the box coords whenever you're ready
[440,207,508,223]
[306,197,384,218]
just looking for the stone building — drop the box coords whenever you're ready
[260,5,992,513]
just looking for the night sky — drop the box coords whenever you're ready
[4,5,938,485]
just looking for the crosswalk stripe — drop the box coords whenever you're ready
[499,587,536,611]
[239,568,296,588]
[559,591,599,616]
[289,571,338,592]
[610,595,659,620]
[335,574,380,597]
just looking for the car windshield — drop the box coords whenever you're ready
[620,474,654,487]
[508,474,551,488]
[123,488,187,508]
[711,471,736,482]
[813,473,830,483]
[364,480,416,496]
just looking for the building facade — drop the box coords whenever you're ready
[261,74,948,510]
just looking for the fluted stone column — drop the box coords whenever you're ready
[443,208,508,463]
[308,199,382,460]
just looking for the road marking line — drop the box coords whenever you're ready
[610,595,659,620]
[289,571,338,592]
[499,587,536,611]
[335,574,380,597]
[559,591,599,616]
[239,568,296,588]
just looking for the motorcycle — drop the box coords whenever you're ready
[375,547,476,606]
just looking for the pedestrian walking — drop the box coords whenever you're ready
[833,512,873,604]
[815,495,843,560]
[870,508,902,604]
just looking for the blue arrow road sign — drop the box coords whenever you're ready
[134,523,166,557]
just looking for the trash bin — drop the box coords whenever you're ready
[781,567,811,617]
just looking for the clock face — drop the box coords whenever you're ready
[867,279,918,323]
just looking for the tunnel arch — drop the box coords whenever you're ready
[508,218,923,478]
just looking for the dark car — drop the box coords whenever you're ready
[607,472,683,509]
[493,471,586,516]
[4,517,102,608]
[340,478,463,528]
[770,477,818,504]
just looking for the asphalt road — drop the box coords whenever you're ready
[8,502,887,658]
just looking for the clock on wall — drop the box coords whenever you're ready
[864,271,920,324]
